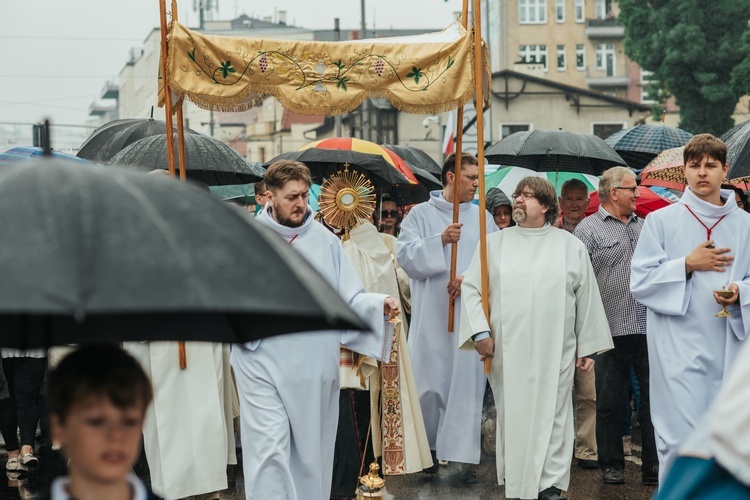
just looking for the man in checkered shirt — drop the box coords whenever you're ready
[574,167,659,487]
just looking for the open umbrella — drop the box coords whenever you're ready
[721,120,750,179]
[640,146,688,191]
[108,133,264,185]
[485,129,627,175]
[586,185,672,219]
[604,124,693,170]
[485,166,599,197]
[382,146,442,191]
[0,146,89,165]
[0,158,367,348]
[77,117,198,163]
[381,144,442,176]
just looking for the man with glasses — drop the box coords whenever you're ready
[460,177,612,500]
[397,152,497,484]
[574,167,659,486]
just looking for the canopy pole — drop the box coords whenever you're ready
[473,0,491,375]
[168,0,188,368]
[172,0,188,182]
[447,0,470,333]
[158,0,176,177]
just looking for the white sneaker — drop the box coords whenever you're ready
[19,454,37,467]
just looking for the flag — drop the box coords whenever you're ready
[442,111,455,156]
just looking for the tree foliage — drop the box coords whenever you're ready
[619,0,750,135]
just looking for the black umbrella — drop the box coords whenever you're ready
[604,124,693,170]
[0,158,367,349]
[722,121,750,179]
[382,144,442,176]
[263,150,429,206]
[108,133,264,185]
[485,129,628,175]
[77,118,199,163]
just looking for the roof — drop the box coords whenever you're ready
[280,110,325,130]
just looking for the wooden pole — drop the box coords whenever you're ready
[473,0,491,375]
[447,0,470,333]
[172,0,188,182]
[160,0,186,369]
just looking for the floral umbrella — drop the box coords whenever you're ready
[640,146,688,191]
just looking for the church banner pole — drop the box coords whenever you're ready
[473,0,491,375]
[158,0,176,178]
[448,0,470,333]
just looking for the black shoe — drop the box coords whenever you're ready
[602,468,625,484]
[642,465,659,486]
[423,451,439,474]
[461,469,478,485]
[538,486,567,500]
[577,458,598,470]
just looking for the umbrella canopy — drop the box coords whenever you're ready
[604,124,693,170]
[382,146,442,191]
[722,120,750,179]
[648,186,682,202]
[77,118,199,163]
[640,146,688,191]
[108,133,264,185]
[586,185,672,219]
[0,147,89,165]
[485,166,599,197]
[210,182,324,211]
[0,158,367,348]
[484,129,627,175]
[381,144,442,176]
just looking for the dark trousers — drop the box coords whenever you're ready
[595,335,658,472]
[0,357,47,451]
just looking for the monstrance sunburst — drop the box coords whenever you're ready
[318,165,376,240]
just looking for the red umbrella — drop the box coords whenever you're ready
[586,185,672,219]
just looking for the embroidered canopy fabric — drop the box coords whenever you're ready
[160,21,490,116]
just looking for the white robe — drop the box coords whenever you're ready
[396,191,497,464]
[231,206,390,500]
[459,225,613,499]
[630,187,750,481]
[123,341,236,500]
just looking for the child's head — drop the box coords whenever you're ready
[49,344,153,484]
[683,134,729,200]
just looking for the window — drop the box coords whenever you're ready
[595,0,613,19]
[574,0,585,22]
[596,43,616,76]
[592,122,625,139]
[519,45,548,69]
[557,45,566,71]
[641,70,656,103]
[519,0,547,24]
[576,44,585,70]
[555,0,565,22]
[501,123,531,139]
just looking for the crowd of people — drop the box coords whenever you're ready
[3,133,750,500]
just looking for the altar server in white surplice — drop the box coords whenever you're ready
[460,177,613,500]
[230,160,399,500]
[123,341,236,500]
[631,134,750,483]
[396,153,496,478]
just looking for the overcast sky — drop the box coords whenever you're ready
[0,0,463,149]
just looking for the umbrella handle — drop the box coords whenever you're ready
[179,341,187,369]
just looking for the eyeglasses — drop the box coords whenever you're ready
[381,210,399,218]
[613,186,638,194]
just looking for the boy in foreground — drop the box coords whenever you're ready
[47,344,162,500]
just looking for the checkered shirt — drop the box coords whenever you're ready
[574,206,647,337]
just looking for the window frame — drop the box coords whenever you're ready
[574,0,585,23]
[519,44,549,71]
[595,43,616,76]
[591,121,626,139]
[519,0,548,24]
[556,44,566,71]
[555,0,566,22]
[575,44,586,70]
[499,123,533,140]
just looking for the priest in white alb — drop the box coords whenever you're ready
[230,160,399,500]
[396,152,497,482]
[630,134,750,482]
[460,177,613,500]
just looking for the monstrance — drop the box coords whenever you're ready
[318,165,376,241]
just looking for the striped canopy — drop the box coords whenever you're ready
[485,166,599,197]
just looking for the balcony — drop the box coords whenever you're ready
[100,81,119,100]
[88,102,117,116]
[586,76,630,88]
[585,18,625,39]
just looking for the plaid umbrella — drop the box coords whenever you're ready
[485,166,599,198]
[721,120,750,179]
[605,124,693,170]
[0,146,89,165]
[485,129,627,175]
[640,147,688,191]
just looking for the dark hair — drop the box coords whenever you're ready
[254,179,266,194]
[513,177,559,225]
[264,160,313,192]
[49,344,153,422]
[684,134,727,166]
[560,178,589,197]
[722,184,750,212]
[441,152,479,186]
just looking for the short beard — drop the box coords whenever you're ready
[271,206,305,228]
[512,207,527,224]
